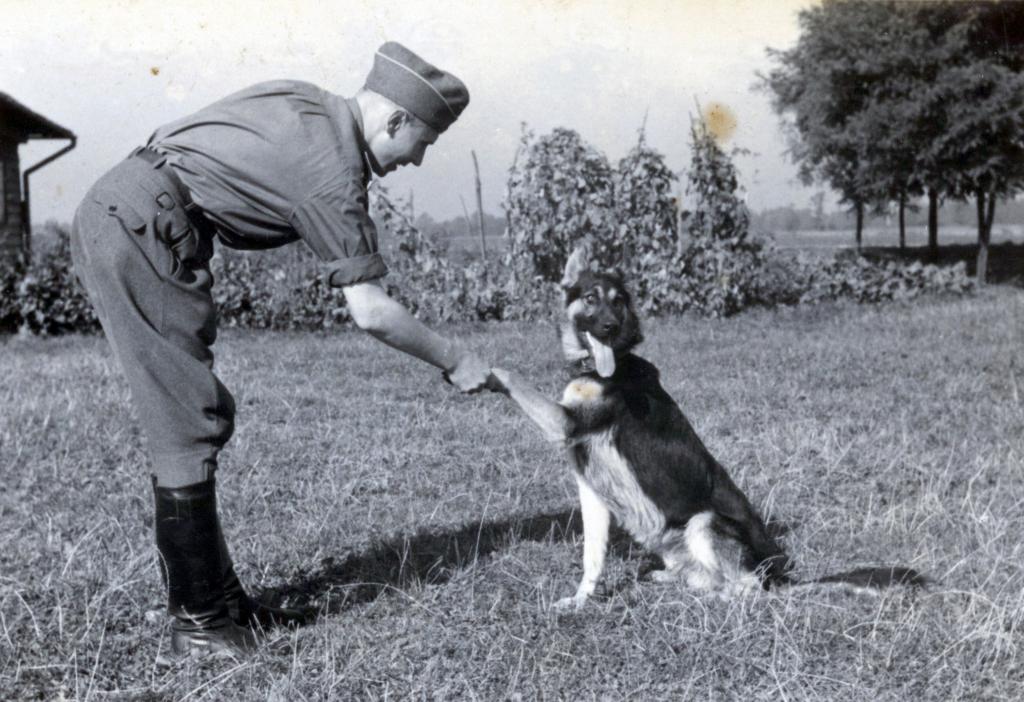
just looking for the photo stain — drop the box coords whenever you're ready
[702,102,737,143]
[150,67,160,76]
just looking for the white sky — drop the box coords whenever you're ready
[3,0,822,225]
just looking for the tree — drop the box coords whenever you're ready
[810,191,826,230]
[921,3,1024,282]
[503,126,615,283]
[761,0,902,249]
[762,0,1024,276]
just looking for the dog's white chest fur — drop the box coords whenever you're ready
[574,431,666,548]
[560,379,666,547]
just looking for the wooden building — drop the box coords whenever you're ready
[0,92,76,267]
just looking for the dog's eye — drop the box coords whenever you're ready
[584,293,597,305]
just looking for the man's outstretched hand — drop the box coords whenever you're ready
[443,350,493,393]
[485,368,510,395]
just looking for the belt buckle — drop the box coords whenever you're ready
[132,146,167,169]
[156,192,176,210]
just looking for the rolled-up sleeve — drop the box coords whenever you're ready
[289,175,388,287]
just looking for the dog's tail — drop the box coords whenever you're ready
[791,566,928,592]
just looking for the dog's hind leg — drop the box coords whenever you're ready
[681,512,725,592]
[709,466,792,585]
[555,476,610,611]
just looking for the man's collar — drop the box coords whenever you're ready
[344,97,383,182]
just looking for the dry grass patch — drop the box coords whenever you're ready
[1,289,1022,699]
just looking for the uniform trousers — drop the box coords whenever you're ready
[70,152,234,487]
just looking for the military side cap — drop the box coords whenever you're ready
[364,41,469,133]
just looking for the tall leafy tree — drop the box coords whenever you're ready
[761,0,899,249]
[923,3,1024,282]
[762,0,1024,279]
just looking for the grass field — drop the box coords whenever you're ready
[2,288,1023,700]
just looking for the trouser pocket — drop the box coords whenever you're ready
[91,174,211,280]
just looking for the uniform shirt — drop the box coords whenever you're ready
[148,80,387,287]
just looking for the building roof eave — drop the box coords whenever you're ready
[0,92,76,142]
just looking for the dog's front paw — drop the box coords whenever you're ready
[553,593,589,612]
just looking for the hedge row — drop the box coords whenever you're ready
[0,228,974,336]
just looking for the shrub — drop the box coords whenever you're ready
[504,126,617,283]
[0,228,100,335]
[0,260,23,333]
[754,248,976,306]
[673,118,766,317]
[372,181,553,323]
[211,251,352,331]
[502,120,769,318]
[612,129,683,315]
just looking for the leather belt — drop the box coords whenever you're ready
[130,146,214,234]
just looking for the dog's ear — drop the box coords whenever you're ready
[561,244,590,290]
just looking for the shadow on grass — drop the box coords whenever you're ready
[265,509,794,618]
[861,241,1024,287]
[268,508,589,615]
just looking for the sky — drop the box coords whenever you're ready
[3,0,822,226]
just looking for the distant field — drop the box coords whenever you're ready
[769,224,1024,250]
[2,289,1023,699]
[439,224,1024,265]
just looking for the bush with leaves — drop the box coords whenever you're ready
[504,126,618,284]
[370,182,527,322]
[0,259,23,333]
[754,248,975,306]
[611,129,683,314]
[675,118,766,317]
[503,121,770,318]
[211,250,353,331]
[0,227,100,335]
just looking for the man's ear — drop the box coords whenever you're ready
[561,243,591,290]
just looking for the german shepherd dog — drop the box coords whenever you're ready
[488,247,925,610]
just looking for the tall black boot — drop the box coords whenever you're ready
[153,477,257,659]
[216,525,309,629]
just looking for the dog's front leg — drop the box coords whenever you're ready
[488,368,572,443]
[555,475,610,611]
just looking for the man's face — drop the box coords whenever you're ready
[369,111,439,176]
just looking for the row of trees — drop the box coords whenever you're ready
[761,0,1024,282]
[754,197,1024,235]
